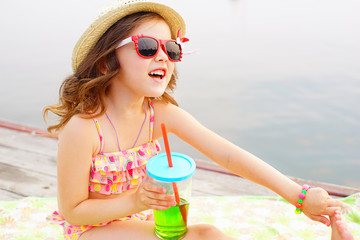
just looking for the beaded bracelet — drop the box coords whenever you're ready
[295,184,311,214]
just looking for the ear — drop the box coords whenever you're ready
[96,57,108,74]
[98,62,107,74]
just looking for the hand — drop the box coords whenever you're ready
[133,181,176,211]
[301,187,341,226]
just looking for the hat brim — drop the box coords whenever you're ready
[72,1,186,73]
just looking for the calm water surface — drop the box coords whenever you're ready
[1,0,359,188]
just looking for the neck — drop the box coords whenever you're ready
[106,96,145,117]
[105,85,146,118]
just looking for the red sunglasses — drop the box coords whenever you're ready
[116,30,189,62]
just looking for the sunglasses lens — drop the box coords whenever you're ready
[165,42,181,61]
[137,37,158,57]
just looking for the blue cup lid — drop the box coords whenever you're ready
[146,152,196,182]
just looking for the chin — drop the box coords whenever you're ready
[146,89,166,99]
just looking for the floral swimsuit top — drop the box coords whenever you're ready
[89,99,161,195]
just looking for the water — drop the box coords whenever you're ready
[0,0,359,188]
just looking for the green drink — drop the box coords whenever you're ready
[154,198,189,240]
[146,153,196,240]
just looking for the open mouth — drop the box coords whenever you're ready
[149,69,166,80]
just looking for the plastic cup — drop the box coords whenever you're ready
[146,152,196,240]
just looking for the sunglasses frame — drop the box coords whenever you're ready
[116,31,189,62]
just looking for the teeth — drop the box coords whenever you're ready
[149,70,165,77]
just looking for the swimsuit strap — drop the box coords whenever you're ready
[134,100,148,147]
[90,115,104,153]
[148,99,155,141]
[105,100,147,151]
[105,112,121,152]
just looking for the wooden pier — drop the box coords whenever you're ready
[0,120,358,201]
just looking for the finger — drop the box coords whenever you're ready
[145,190,176,205]
[143,182,167,194]
[147,197,176,210]
[325,207,341,217]
[146,190,175,202]
[148,198,174,207]
[308,214,331,226]
[327,199,341,207]
[335,211,342,221]
[150,204,172,211]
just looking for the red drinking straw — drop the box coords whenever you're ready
[161,123,180,204]
[161,123,173,168]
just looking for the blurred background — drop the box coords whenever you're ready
[0,0,359,188]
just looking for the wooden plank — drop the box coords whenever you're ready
[0,143,57,176]
[194,158,360,197]
[0,125,358,201]
[0,189,25,201]
[0,127,57,157]
[0,119,56,139]
[0,163,57,199]
[286,177,359,198]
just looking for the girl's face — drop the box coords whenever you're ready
[114,18,175,99]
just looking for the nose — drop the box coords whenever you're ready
[154,44,168,62]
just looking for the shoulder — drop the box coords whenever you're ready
[151,99,186,121]
[60,114,94,136]
[151,99,183,113]
[151,99,200,137]
[58,114,99,155]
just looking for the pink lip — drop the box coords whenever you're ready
[150,68,167,77]
[149,68,167,82]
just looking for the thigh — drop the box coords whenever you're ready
[79,220,159,240]
[80,221,234,240]
[184,224,235,240]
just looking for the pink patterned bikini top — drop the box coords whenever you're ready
[89,99,161,195]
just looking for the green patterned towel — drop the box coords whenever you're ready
[1,193,359,240]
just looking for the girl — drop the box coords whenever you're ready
[45,0,354,239]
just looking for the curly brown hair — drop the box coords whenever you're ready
[43,12,179,133]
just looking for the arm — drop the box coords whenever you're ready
[154,102,340,225]
[57,116,174,226]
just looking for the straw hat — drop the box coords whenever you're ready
[72,0,186,73]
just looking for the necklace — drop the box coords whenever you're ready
[105,100,147,151]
